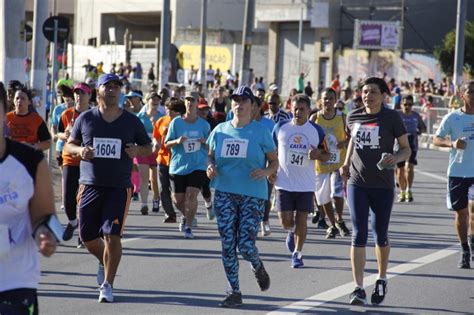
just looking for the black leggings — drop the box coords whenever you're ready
[0,288,38,315]
[62,165,80,221]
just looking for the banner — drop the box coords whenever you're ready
[354,20,400,50]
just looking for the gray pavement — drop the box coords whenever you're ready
[39,148,474,314]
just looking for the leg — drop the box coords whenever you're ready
[159,164,176,217]
[103,234,122,286]
[397,164,407,191]
[184,187,200,226]
[351,246,366,287]
[84,238,105,264]
[138,164,150,206]
[375,245,390,279]
[294,211,308,252]
[279,211,294,230]
[150,166,159,201]
[172,193,186,216]
[406,163,415,189]
[455,208,469,244]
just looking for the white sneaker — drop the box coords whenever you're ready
[98,282,113,303]
[261,221,271,236]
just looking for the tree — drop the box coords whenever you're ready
[434,21,474,77]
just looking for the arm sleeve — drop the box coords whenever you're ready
[37,121,52,141]
[58,117,65,133]
[206,128,217,151]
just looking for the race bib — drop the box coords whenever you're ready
[183,139,201,153]
[221,138,249,158]
[93,137,121,159]
[287,150,307,167]
[0,224,10,260]
[328,150,340,164]
[353,124,380,148]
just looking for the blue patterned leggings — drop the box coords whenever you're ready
[214,190,265,292]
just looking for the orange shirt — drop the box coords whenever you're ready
[6,111,50,145]
[153,115,172,166]
[60,107,82,166]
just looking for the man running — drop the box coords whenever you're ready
[272,94,329,268]
[66,73,152,302]
[433,80,474,268]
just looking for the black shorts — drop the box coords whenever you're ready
[0,288,38,315]
[397,150,418,167]
[170,170,207,194]
[56,152,63,167]
[275,190,314,212]
[447,177,474,211]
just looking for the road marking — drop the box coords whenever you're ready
[267,246,458,314]
[269,168,454,314]
[415,169,448,183]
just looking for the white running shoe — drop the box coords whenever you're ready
[98,282,113,303]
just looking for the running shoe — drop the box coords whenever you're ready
[397,192,406,202]
[97,263,105,286]
[206,203,215,220]
[458,251,471,269]
[184,227,194,239]
[62,222,78,241]
[286,231,295,253]
[98,282,113,303]
[253,262,270,291]
[406,191,413,202]
[179,217,186,232]
[371,279,387,305]
[163,215,177,223]
[317,219,329,229]
[291,252,304,268]
[140,205,149,215]
[132,192,139,201]
[220,291,243,308]
[326,225,337,239]
[311,210,321,224]
[152,199,160,213]
[77,238,85,249]
[261,221,271,236]
[335,220,350,237]
[349,287,367,305]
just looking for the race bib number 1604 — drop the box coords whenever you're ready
[93,137,121,159]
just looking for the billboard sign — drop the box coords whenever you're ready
[353,20,400,50]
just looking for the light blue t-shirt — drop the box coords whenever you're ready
[165,116,210,175]
[136,111,164,136]
[51,103,68,152]
[258,117,275,133]
[207,120,276,200]
[436,109,474,177]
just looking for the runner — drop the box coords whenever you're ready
[341,77,410,305]
[433,80,474,268]
[51,84,75,168]
[164,93,210,239]
[396,95,426,202]
[66,73,152,302]
[0,81,58,315]
[272,94,329,268]
[136,92,164,214]
[207,86,278,307]
[58,83,92,247]
[153,99,186,223]
[311,88,351,239]
[6,87,51,151]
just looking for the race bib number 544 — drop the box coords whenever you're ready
[93,137,121,159]
[352,124,380,148]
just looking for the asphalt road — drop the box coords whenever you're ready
[39,148,473,314]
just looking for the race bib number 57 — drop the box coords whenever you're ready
[93,137,121,159]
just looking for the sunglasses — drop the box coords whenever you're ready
[403,103,413,106]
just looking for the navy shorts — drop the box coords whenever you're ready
[397,134,418,167]
[170,170,207,194]
[0,288,38,315]
[77,184,132,242]
[447,177,474,211]
[275,190,314,212]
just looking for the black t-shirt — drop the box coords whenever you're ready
[346,106,406,189]
[70,107,151,188]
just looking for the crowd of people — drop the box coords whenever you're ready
[0,68,473,312]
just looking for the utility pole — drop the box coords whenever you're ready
[297,1,303,75]
[0,0,26,85]
[399,0,405,57]
[199,0,207,89]
[159,0,170,89]
[31,0,49,119]
[239,0,255,87]
[453,0,466,87]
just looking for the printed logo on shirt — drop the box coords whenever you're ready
[0,182,19,206]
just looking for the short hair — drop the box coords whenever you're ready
[166,98,186,115]
[402,94,414,102]
[57,84,74,98]
[292,94,311,108]
[320,87,337,98]
[360,77,390,94]
[0,82,7,112]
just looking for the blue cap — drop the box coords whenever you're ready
[125,91,142,99]
[96,73,123,88]
[231,86,255,102]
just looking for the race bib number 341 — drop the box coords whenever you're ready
[221,138,249,158]
[93,137,121,159]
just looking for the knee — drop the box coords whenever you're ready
[373,230,389,247]
[351,229,368,247]
[238,243,258,262]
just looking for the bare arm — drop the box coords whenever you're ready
[35,140,52,151]
[250,150,279,180]
[433,135,466,150]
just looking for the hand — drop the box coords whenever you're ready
[336,140,347,149]
[207,164,218,179]
[125,143,139,158]
[35,226,57,257]
[199,137,207,144]
[340,164,350,182]
[308,148,320,160]
[380,153,397,167]
[267,173,277,184]
[250,168,268,180]
[453,138,467,150]
[153,141,161,153]
[81,146,95,161]
[177,136,188,144]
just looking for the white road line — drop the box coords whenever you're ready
[269,169,453,315]
[267,246,458,314]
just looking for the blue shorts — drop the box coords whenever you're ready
[447,177,474,211]
[77,185,132,242]
[397,134,418,167]
[275,190,314,212]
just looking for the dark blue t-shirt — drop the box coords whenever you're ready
[70,107,150,188]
